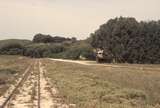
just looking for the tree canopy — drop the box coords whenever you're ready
[33,33,76,43]
[91,17,160,64]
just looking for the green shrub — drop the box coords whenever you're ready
[0,36,94,60]
[0,43,24,55]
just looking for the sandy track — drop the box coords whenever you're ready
[50,59,92,66]
[49,58,123,67]
[0,60,73,108]
[39,61,72,108]
[6,61,38,108]
[0,62,34,108]
[39,61,54,108]
[50,59,160,71]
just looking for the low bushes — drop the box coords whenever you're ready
[0,36,95,60]
[0,42,24,55]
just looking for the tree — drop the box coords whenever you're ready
[91,17,160,64]
[33,33,77,43]
[33,33,53,43]
[0,42,24,55]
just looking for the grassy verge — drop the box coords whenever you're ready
[44,59,160,108]
[0,55,32,96]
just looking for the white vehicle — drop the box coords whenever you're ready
[95,48,113,63]
[96,49,106,63]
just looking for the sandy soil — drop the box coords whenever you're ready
[49,58,124,68]
[0,60,74,108]
[8,62,38,108]
[50,59,93,66]
[39,62,54,108]
[0,64,32,107]
[50,58,123,67]
[50,59,160,71]
[39,61,73,108]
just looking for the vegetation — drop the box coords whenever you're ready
[50,40,95,60]
[0,16,160,108]
[0,39,31,55]
[33,33,77,43]
[44,59,160,108]
[0,34,94,59]
[91,17,160,64]
[0,55,32,96]
[0,17,160,63]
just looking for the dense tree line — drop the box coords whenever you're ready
[33,33,77,43]
[1,17,159,63]
[91,17,160,63]
[23,43,66,58]
[0,42,24,55]
[0,35,94,60]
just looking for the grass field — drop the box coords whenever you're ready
[0,55,32,96]
[1,56,160,108]
[43,59,160,108]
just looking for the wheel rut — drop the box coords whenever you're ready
[0,60,72,108]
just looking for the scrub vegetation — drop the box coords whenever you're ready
[0,16,160,108]
[0,17,159,64]
[44,59,160,108]
[91,17,160,63]
[0,34,94,60]
[0,55,32,96]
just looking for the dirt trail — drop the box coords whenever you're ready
[0,63,33,107]
[39,61,54,107]
[50,58,124,67]
[50,59,92,66]
[39,61,71,108]
[7,61,38,108]
[50,59,160,71]
[0,60,72,108]
[50,58,126,68]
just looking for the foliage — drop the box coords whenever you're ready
[0,39,31,55]
[1,45,23,55]
[0,39,31,47]
[51,40,95,60]
[23,43,66,58]
[33,33,77,43]
[1,16,160,62]
[91,17,160,63]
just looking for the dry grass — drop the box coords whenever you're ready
[43,59,160,108]
[0,55,32,96]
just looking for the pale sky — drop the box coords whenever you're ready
[0,0,160,40]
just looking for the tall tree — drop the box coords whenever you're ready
[91,17,160,63]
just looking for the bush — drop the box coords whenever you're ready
[33,33,77,43]
[91,17,160,63]
[51,42,95,60]
[23,43,66,58]
[24,43,50,58]
[80,47,95,60]
[0,34,94,60]
[0,42,24,55]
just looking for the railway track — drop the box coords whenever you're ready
[38,60,41,108]
[0,61,34,108]
[0,59,69,108]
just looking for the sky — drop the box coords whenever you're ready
[0,0,160,40]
